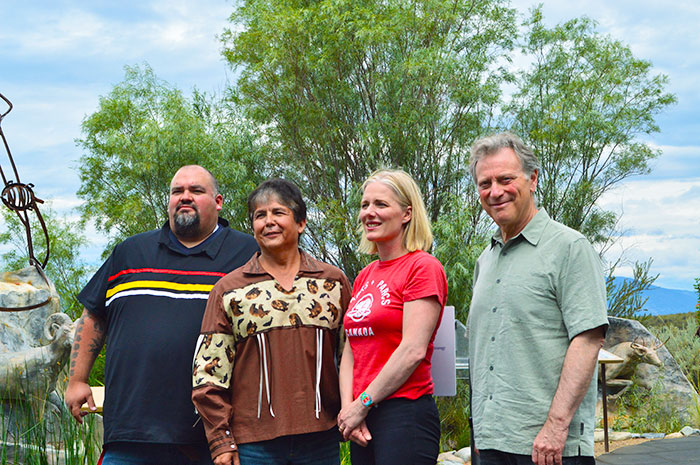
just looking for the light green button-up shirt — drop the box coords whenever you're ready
[467,209,608,457]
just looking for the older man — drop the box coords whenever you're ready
[65,165,258,465]
[467,133,608,465]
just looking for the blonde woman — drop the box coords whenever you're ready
[337,169,448,465]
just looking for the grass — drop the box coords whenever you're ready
[0,397,102,465]
[340,441,351,464]
[648,316,700,394]
[611,380,684,433]
[1,365,102,465]
[436,379,471,452]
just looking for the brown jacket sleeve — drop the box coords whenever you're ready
[192,283,237,458]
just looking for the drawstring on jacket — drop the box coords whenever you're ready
[315,328,323,419]
[255,329,324,420]
[256,333,275,418]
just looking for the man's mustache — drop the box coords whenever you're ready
[176,201,198,212]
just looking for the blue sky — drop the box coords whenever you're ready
[0,0,698,291]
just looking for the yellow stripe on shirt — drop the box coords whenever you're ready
[106,280,215,299]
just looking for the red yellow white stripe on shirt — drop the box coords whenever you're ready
[105,280,215,306]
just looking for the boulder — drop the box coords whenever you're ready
[455,446,472,462]
[437,451,466,465]
[680,426,700,436]
[0,266,61,352]
[0,266,88,462]
[602,317,700,425]
[0,266,74,402]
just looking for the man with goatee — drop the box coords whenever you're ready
[65,165,258,465]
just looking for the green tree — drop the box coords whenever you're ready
[432,194,491,320]
[223,0,517,283]
[76,64,264,255]
[505,8,676,244]
[605,259,657,319]
[0,206,92,319]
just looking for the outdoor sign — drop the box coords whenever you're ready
[430,305,456,396]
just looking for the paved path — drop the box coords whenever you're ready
[596,436,700,464]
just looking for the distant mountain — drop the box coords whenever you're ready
[612,277,697,316]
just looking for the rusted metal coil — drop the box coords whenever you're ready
[0,92,53,311]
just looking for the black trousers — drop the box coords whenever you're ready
[349,395,440,465]
[477,449,595,465]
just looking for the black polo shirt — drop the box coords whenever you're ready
[78,219,258,445]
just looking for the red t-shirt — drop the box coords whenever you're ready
[344,250,448,400]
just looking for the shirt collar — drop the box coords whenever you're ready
[242,249,323,276]
[158,217,230,258]
[491,209,550,248]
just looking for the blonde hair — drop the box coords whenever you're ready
[358,169,433,255]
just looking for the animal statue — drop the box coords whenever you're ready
[0,312,75,402]
[603,337,666,392]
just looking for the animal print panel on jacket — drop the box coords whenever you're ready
[222,277,343,342]
[193,333,235,389]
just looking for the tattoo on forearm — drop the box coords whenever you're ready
[93,317,105,335]
[68,314,105,377]
[89,336,104,357]
[69,316,85,377]
[70,347,78,376]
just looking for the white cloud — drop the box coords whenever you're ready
[2,8,95,54]
[0,83,102,152]
[599,178,700,290]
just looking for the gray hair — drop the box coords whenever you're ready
[247,178,307,225]
[469,132,541,183]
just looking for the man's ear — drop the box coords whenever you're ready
[529,169,538,193]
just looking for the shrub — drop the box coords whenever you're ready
[0,394,101,464]
[650,318,700,394]
[436,379,472,452]
[611,380,684,433]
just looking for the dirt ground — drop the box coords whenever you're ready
[593,436,656,457]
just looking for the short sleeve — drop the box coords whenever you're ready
[557,237,609,339]
[402,253,448,307]
[77,245,118,320]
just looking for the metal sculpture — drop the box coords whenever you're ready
[0,92,53,311]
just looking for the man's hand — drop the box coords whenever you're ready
[531,326,606,465]
[65,308,105,424]
[64,381,96,424]
[214,451,240,465]
[531,418,568,465]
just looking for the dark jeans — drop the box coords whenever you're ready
[236,427,340,465]
[350,395,440,465]
[477,449,595,465]
[101,442,214,465]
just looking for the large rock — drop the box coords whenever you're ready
[0,266,73,401]
[602,317,699,424]
[0,266,61,352]
[0,266,87,462]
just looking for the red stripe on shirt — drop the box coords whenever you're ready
[108,268,227,281]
